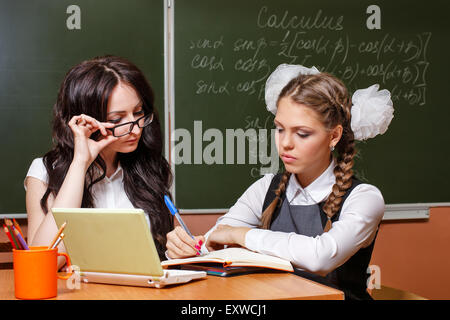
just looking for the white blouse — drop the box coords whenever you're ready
[25,158,135,209]
[202,159,385,276]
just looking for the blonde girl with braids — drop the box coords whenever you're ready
[166,64,394,300]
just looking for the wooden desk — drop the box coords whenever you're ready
[0,270,344,300]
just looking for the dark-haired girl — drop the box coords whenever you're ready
[25,56,173,263]
[166,64,394,300]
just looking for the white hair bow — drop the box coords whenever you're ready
[264,64,394,141]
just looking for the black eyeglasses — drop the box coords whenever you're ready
[107,113,154,137]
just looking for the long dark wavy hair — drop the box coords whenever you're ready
[40,55,173,260]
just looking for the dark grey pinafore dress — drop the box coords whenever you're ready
[263,174,378,300]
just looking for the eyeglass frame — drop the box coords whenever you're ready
[107,113,154,137]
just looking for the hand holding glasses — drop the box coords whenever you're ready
[107,113,154,137]
[68,113,153,166]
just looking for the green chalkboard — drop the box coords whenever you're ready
[173,0,450,210]
[0,0,165,213]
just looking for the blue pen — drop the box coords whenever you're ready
[164,195,194,239]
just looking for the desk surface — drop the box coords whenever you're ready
[0,270,344,300]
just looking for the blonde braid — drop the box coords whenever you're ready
[260,171,291,229]
[322,98,356,231]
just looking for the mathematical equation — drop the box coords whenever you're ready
[186,7,431,107]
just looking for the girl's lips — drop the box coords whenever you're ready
[281,153,296,163]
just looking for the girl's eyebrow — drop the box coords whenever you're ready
[274,119,283,126]
[107,101,142,115]
[274,119,313,131]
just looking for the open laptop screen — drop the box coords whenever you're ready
[52,208,164,276]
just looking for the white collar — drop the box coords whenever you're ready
[107,162,123,181]
[92,161,124,182]
[285,159,336,204]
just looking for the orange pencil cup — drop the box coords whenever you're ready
[13,246,72,299]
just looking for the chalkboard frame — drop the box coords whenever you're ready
[0,0,167,214]
[169,0,450,214]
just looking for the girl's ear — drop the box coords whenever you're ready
[330,124,343,149]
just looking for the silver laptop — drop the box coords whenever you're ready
[52,208,206,288]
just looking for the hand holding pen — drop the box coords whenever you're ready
[164,195,205,259]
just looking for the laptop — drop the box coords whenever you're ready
[52,208,206,288]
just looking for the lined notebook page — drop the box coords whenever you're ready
[162,247,293,271]
[206,248,292,269]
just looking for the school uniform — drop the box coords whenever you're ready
[203,159,384,300]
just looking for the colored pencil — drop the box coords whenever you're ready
[4,219,20,250]
[13,227,29,250]
[51,233,65,249]
[2,224,17,250]
[48,221,67,249]
[12,218,25,239]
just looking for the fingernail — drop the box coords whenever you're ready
[195,245,201,250]
[196,251,200,256]
[198,240,203,246]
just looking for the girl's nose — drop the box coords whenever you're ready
[131,122,141,135]
[281,133,294,149]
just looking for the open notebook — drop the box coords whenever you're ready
[161,247,294,275]
[52,208,206,288]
